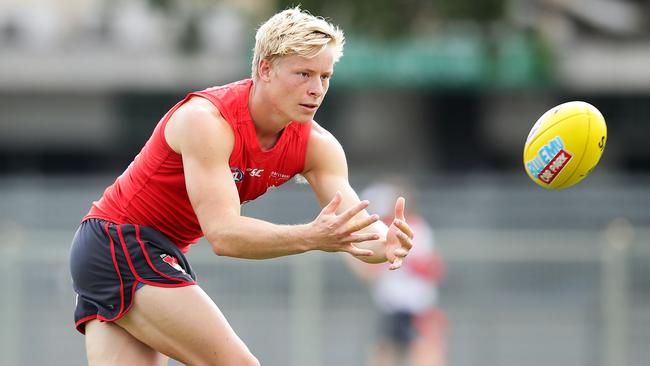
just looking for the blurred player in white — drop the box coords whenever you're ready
[351,179,447,366]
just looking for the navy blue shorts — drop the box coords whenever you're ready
[381,311,417,346]
[69,219,197,334]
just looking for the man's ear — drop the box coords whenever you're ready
[258,59,273,82]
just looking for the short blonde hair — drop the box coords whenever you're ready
[251,6,345,80]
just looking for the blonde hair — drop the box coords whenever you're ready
[251,6,345,80]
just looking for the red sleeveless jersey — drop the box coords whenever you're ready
[85,79,312,252]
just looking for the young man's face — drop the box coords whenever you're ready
[264,45,335,123]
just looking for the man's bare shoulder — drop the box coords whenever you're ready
[176,96,224,120]
[308,120,338,145]
[165,96,232,153]
[303,120,347,174]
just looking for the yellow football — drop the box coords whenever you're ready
[524,101,607,189]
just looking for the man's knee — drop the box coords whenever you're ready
[223,351,260,366]
[197,348,260,366]
[205,355,260,366]
[235,353,261,366]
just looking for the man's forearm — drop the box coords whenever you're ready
[205,216,313,259]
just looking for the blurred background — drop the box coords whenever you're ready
[1,0,649,365]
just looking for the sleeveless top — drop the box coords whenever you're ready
[85,79,312,252]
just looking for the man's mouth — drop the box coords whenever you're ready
[300,103,319,110]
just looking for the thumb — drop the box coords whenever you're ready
[394,196,406,221]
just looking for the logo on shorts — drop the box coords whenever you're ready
[160,254,186,274]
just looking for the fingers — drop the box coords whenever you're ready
[346,232,380,243]
[347,245,374,257]
[394,196,406,221]
[389,256,403,270]
[396,230,413,250]
[393,219,414,241]
[337,199,370,224]
[388,242,410,270]
[322,191,342,215]
[393,248,409,258]
[342,214,379,235]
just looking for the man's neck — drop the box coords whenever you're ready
[248,82,290,150]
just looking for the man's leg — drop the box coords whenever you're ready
[85,319,168,366]
[115,284,260,366]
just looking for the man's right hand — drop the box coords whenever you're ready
[304,191,380,256]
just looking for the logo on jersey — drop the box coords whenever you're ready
[270,171,290,180]
[247,168,264,177]
[269,171,291,187]
[231,167,244,183]
[160,254,186,274]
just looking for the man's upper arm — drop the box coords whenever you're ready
[302,123,361,210]
[165,98,240,233]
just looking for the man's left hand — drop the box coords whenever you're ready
[384,197,414,270]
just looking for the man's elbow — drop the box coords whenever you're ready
[203,218,237,256]
[209,241,227,256]
[207,237,228,256]
[206,232,237,257]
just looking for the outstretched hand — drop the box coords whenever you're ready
[308,191,380,256]
[384,197,414,270]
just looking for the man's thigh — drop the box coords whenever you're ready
[85,319,168,366]
[115,284,258,366]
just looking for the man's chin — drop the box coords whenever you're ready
[292,112,316,123]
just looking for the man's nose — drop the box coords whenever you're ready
[308,78,323,97]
